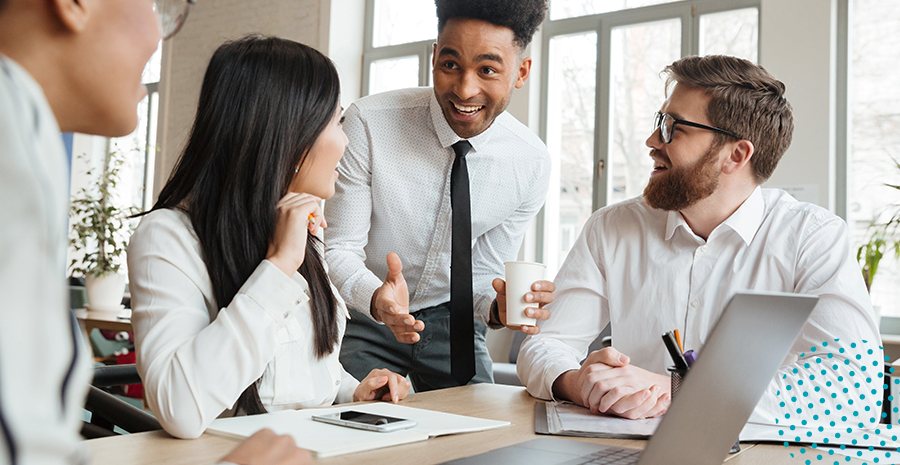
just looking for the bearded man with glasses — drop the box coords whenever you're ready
[0,1,307,464]
[517,55,880,425]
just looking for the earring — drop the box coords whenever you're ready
[294,166,299,173]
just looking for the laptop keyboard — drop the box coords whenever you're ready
[574,447,642,464]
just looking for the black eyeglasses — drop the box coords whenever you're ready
[654,111,742,144]
[153,0,196,40]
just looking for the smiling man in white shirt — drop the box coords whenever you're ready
[325,0,554,391]
[517,55,881,424]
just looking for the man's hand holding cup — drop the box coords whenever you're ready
[491,261,555,335]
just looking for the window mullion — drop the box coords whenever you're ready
[594,21,611,212]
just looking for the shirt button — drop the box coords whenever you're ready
[691,300,700,308]
[283,311,290,318]
[335,379,341,386]
[295,299,302,305]
[699,246,707,253]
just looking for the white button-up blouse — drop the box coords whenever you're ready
[128,209,358,439]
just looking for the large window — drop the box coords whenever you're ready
[363,0,436,96]
[537,0,760,275]
[363,0,761,275]
[110,42,163,212]
[550,0,679,20]
[846,0,900,317]
[67,43,161,280]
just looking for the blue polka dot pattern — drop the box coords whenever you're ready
[777,341,892,464]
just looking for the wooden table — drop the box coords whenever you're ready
[85,384,865,464]
[73,307,133,334]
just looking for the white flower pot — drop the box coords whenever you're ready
[84,273,126,312]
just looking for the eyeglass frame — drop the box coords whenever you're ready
[654,111,742,144]
[154,0,196,41]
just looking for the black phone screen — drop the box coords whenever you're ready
[338,411,407,425]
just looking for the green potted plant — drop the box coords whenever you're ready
[857,160,900,296]
[69,145,137,312]
[858,232,899,293]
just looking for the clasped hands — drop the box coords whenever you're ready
[554,347,671,420]
[370,253,556,343]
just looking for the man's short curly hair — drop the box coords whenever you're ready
[435,0,548,50]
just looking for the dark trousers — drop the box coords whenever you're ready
[339,302,493,392]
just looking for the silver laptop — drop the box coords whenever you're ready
[444,291,819,465]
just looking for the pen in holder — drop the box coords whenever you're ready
[667,366,740,454]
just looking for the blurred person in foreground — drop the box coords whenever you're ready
[0,0,310,463]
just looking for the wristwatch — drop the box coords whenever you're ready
[488,299,505,329]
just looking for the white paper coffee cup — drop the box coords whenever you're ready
[504,261,546,326]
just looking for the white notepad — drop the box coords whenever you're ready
[206,402,511,458]
[739,421,900,449]
[538,402,661,439]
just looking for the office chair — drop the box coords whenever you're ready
[81,364,161,439]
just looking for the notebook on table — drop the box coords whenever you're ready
[208,401,510,458]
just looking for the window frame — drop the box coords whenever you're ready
[141,82,159,211]
[835,0,849,221]
[361,0,764,265]
[534,0,761,262]
[361,0,434,97]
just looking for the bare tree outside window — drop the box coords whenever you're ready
[699,8,758,62]
[111,41,162,212]
[373,0,437,47]
[545,32,597,275]
[365,1,761,277]
[847,0,900,317]
[541,2,759,275]
[550,0,679,20]
[609,19,681,206]
[370,56,420,94]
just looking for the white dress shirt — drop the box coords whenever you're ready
[128,209,359,439]
[0,55,91,465]
[324,87,551,323]
[517,188,881,424]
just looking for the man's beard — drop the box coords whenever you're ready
[643,143,721,211]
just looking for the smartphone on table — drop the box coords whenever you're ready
[311,410,417,433]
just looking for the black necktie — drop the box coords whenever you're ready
[450,140,475,386]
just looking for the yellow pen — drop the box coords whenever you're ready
[674,329,684,353]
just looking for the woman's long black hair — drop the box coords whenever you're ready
[145,35,341,415]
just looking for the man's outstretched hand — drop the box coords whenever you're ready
[371,253,422,344]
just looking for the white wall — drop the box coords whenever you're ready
[760,0,837,210]
[154,0,324,199]
[320,0,365,109]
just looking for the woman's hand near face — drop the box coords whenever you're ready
[266,193,325,277]
[353,368,411,404]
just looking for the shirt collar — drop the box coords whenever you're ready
[428,90,497,154]
[664,209,689,242]
[718,186,764,245]
[663,186,764,245]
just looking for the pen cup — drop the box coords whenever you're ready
[667,366,687,397]
[667,366,740,454]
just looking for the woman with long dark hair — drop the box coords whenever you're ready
[127,35,410,439]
